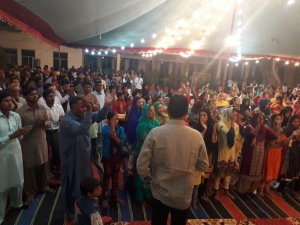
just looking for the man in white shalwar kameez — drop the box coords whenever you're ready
[0,91,30,224]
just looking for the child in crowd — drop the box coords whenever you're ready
[75,176,112,225]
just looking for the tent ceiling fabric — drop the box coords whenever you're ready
[13,0,300,57]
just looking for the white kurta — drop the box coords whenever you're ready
[0,111,24,192]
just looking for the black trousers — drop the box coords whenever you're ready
[46,130,60,169]
[151,197,189,225]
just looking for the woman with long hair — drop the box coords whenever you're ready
[270,95,284,114]
[135,104,160,206]
[142,83,151,103]
[191,109,218,205]
[280,106,293,127]
[276,115,300,197]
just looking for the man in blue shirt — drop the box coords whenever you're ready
[59,94,113,223]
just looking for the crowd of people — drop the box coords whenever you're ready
[1,64,300,225]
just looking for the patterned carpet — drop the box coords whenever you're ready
[3,158,300,225]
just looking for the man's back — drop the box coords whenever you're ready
[137,119,208,210]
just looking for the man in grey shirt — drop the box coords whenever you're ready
[137,94,208,225]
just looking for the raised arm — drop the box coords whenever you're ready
[63,112,92,135]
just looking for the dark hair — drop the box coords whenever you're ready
[43,83,53,91]
[80,176,101,196]
[69,96,83,108]
[168,94,188,118]
[122,85,128,90]
[61,79,70,86]
[36,66,41,70]
[109,85,116,93]
[22,87,37,96]
[34,77,42,84]
[117,92,124,98]
[95,81,102,86]
[43,90,54,99]
[142,83,148,90]
[10,76,20,83]
[0,91,11,102]
[82,81,92,87]
[107,112,116,120]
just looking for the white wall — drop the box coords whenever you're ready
[0,30,83,68]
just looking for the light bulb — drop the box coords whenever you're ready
[238,28,242,34]
[185,30,190,35]
[211,25,216,30]
[142,53,145,57]
[85,49,89,53]
[98,51,101,55]
[149,54,153,57]
[146,54,149,57]
[178,20,185,27]
[152,33,157,39]
[202,37,206,41]
[218,16,223,22]
[227,64,229,67]
[121,46,125,50]
[237,0,243,4]
[288,0,295,4]
[204,14,211,20]
[235,63,238,66]
[105,51,108,54]
[285,61,289,65]
[165,28,170,33]
[237,20,242,26]
[170,41,175,45]
[206,30,211,36]
[238,9,243,15]
[158,49,163,53]
[295,62,299,66]
[153,52,157,55]
[130,43,134,47]
[256,60,259,63]
[112,49,116,53]
[91,51,95,55]
[177,36,181,40]
[194,23,199,28]
[245,62,248,65]
[141,38,145,43]
[276,58,280,61]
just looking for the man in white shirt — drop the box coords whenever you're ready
[293,84,300,96]
[135,73,143,90]
[0,91,30,224]
[137,95,208,225]
[43,90,64,179]
[282,82,288,93]
[38,83,61,107]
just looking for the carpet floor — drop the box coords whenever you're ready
[3,158,300,225]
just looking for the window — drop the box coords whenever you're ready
[102,57,112,70]
[3,48,18,66]
[160,61,169,76]
[21,49,35,67]
[129,59,138,72]
[53,52,68,70]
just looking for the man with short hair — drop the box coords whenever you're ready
[34,77,44,97]
[55,80,74,112]
[78,81,100,112]
[0,91,30,224]
[112,72,122,92]
[0,68,8,91]
[43,90,64,183]
[10,85,26,111]
[16,87,56,203]
[37,83,61,107]
[135,73,143,91]
[137,94,208,225]
[59,94,114,223]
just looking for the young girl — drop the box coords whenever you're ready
[101,112,125,209]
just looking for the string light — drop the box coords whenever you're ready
[153,52,157,55]
[256,60,259,63]
[227,64,229,66]
[295,62,299,66]
[130,43,134,47]
[235,63,238,66]
[245,61,248,65]
[194,23,199,28]
[146,54,149,57]
[237,20,242,26]
[285,61,289,65]
[288,0,295,4]
[177,36,182,40]
[276,58,280,61]
[185,30,190,35]
[112,49,116,53]
[152,33,157,39]
[149,54,153,57]
[85,49,89,53]
[158,49,163,53]
[121,46,125,50]
[98,51,101,55]
[105,51,108,54]
[142,53,145,57]
[238,9,243,15]
[141,38,145,43]
[91,51,95,55]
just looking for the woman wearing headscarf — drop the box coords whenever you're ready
[270,95,284,114]
[276,115,300,197]
[254,98,271,118]
[251,96,260,111]
[214,107,244,200]
[188,100,204,123]
[216,93,229,108]
[135,104,160,206]
[199,92,208,105]
[292,100,300,116]
[280,106,293,127]
[191,109,218,205]
[127,97,143,151]
[283,97,292,107]
[264,113,293,198]
[237,113,279,196]
[153,101,169,125]
[246,91,254,104]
